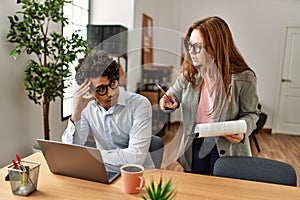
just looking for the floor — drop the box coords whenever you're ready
[160,122,300,187]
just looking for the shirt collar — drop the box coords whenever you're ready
[117,87,126,106]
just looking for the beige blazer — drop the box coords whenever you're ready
[167,70,259,171]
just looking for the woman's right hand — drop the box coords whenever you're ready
[71,79,94,122]
[159,93,178,111]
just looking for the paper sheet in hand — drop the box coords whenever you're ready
[194,120,247,137]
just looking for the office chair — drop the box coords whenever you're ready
[213,156,297,186]
[251,104,268,152]
[149,135,164,168]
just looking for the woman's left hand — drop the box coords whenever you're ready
[223,133,244,143]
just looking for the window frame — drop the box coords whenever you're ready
[61,0,90,121]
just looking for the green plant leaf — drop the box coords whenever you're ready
[154,177,162,199]
[160,179,173,197]
[6,0,88,139]
[9,47,20,59]
[142,176,175,200]
[145,186,155,200]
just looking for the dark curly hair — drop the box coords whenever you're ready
[75,50,119,85]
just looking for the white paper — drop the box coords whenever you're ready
[194,120,247,137]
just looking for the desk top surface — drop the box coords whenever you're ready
[1,152,300,200]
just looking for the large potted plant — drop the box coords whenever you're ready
[7,0,88,140]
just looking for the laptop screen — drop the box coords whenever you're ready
[37,139,120,184]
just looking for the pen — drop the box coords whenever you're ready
[16,154,28,187]
[155,83,174,104]
[16,154,26,171]
[12,160,19,169]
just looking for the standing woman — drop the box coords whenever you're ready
[160,16,259,174]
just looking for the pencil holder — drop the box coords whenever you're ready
[7,160,41,196]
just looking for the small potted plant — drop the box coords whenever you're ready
[142,176,176,200]
[7,0,88,140]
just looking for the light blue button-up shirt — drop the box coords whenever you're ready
[62,88,154,168]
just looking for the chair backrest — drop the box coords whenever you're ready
[213,156,297,186]
[253,112,268,134]
[149,135,164,168]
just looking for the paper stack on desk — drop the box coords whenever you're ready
[194,120,247,137]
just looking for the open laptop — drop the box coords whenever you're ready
[37,139,120,184]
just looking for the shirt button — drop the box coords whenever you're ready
[220,150,226,155]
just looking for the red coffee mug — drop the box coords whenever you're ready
[120,164,145,194]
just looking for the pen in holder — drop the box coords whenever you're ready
[7,160,40,196]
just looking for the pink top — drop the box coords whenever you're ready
[196,80,215,124]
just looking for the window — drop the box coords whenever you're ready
[62,0,90,120]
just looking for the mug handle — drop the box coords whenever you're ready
[136,176,145,190]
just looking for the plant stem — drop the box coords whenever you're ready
[43,100,50,140]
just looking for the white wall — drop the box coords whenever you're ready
[134,0,182,71]
[177,0,300,129]
[104,0,300,128]
[0,0,67,168]
[90,0,134,27]
[89,0,183,93]
[1,0,299,167]
[131,0,182,120]
[123,0,300,127]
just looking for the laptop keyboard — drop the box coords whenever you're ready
[107,171,119,180]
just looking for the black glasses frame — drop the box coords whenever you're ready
[92,79,119,96]
[187,42,203,54]
[183,36,210,54]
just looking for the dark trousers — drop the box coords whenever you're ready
[191,137,220,175]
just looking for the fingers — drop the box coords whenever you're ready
[223,135,236,143]
[159,97,165,110]
[223,134,244,143]
[77,78,89,90]
[76,79,91,98]
[160,93,178,110]
[165,94,178,108]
